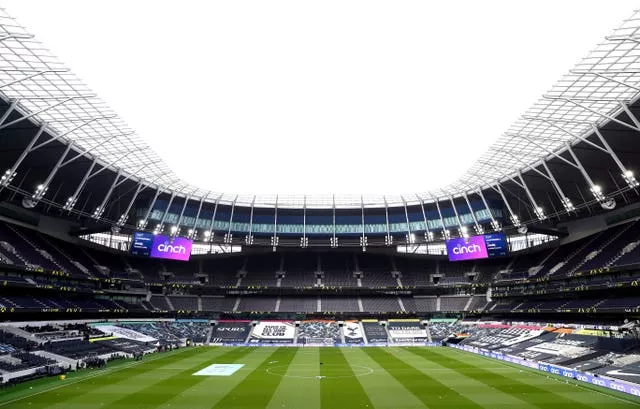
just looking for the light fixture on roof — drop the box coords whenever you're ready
[32,183,48,201]
[561,197,574,212]
[138,219,147,229]
[153,224,162,235]
[92,206,105,219]
[203,230,211,238]
[442,229,451,240]
[117,214,128,226]
[360,236,368,250]
[590,184,605,202]
[424,231,434,242]
[63,196,77,211]
[490,220,501,231]
[0,170,16,187]
[170,225,178,234]
[623,170,639,188]
[510,215,520,227]
[534,206,546,221]
[459,226,469,239]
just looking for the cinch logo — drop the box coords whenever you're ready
[156,242,187,254]
[452,243,483,254]
[609,383,625,392]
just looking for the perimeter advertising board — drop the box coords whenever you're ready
[452,344,640,398]
[249,321,295,344]
[211,321,251,343]
[362,320,388,343]
[387,319,428,342]
[343,321,365,344]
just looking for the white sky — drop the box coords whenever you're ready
[3,1,638,196]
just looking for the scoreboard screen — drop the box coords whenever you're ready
[445,232,509,261]
[130,231,192,261]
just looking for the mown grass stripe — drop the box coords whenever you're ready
[363,347,484,409]
[265,347,321,409]
[105,346,257,408]
[0,347,207,409]
[320,347,373,409]
[408,347,582,409]
[341,347,425,409]
[212,347,298,409]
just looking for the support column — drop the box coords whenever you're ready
[418,197,433,241]
[360,195,366,251]
[384,197,392,245]
[0,124,46,191]
[494,184,520,227]
[92,169,123,219]
[226,196,237,244]
[188,194,207,239]
[301,195,308,248]
[462,192,483,234]
[449,195,467,237]
[516,171,545,220]
[139,189,162,230]
[433,197,449,239]
[246,196,255,245]
[272,196,278,250]
[32,143,74,203]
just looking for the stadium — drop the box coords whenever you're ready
[1,2,640,408]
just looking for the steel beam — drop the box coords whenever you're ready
[92,169,122,219]
[433,197,448,238]
[32,142,74,202]
[494,184,520,226]
[117,182,149,227]
[462,192,482,234]
[517,170,545,220]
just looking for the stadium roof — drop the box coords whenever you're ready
[1,7,640,209]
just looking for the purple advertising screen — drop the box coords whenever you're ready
[130,232,192,261]
[445,235,489,261]
[149,235,193,261]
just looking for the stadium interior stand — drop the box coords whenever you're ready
[0,219,638,319]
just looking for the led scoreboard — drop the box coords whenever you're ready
[130,231,192,261]
[445,232,509,261]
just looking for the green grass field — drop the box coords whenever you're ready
[1,346,640,408]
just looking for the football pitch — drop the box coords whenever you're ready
[1,346,639,409]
